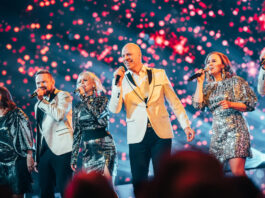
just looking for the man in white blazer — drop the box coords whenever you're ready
[109,43,195,194]
[258,51,265,96]
[34,70,73,198]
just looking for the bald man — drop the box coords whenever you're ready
[258,51,265,96]
[109,43,195,194]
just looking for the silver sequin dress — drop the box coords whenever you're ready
[71,95,117,176]
[193,76,257,163]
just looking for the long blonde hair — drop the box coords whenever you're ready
[204,51,235,82]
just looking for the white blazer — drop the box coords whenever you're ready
[258,67,265,96]
[35,89,73,156]
[109,66,190,144]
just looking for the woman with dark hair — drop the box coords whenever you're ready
[0,87,35,197]
[71,71,117,184]
[192,52,257,176]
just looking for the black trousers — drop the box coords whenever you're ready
[38,147,72,198]
[129,127,172,194]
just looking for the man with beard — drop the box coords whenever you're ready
[109,43,195,195]
[33,69,73,198]
[258,51,265,96]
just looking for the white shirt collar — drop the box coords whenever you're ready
[128,65,148,76]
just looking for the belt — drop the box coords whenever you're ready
[82,128,109,141]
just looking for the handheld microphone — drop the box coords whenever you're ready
[188,68,209,81]
[115,66,127,85]
[260,58,265,68]
[115,76,121,86]
[73,88,80,94]
[30,92,38,99]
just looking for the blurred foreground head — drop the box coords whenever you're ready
[155,150,224,197]
[139,150,262,198]
[64,171,117,198]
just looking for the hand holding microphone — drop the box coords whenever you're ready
[73,86,85,96]
[30,92,38,99]
[114,66,126,87]
[188,67,209,83]
[30,88,46,100]
[260,58,265,69]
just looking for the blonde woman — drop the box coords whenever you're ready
[71,71,117,183]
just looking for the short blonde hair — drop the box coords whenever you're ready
[77,71,106,94]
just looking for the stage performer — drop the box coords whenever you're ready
[71,71,117,184]
[34,69,73,198]
[109,43,195,194]
[192,51,257,176]
[0,86,34,198]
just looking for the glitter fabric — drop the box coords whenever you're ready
[193,76,257,163]
[71,95,117,176]
[0,108,34,194]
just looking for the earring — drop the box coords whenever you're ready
[221,68,226,79]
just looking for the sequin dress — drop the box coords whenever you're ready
[193,76,257,163]
[0,108,34,194]
[71,95,117,176]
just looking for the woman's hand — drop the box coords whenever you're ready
[195,69,205,84]
[76,86,85,96]
[71,164,77,172]
[219,101,247,112]
[26,152,35,173]
[219,100,232,109]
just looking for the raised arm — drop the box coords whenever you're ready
[192,69,206,110]
[38,91,72,122]
[71,106,82,171]
[108,67,125,114]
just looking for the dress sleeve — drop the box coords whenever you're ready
[233,76,257,112]
[12,108,34,157]
[71,105,82,166]
[192,84,210,111]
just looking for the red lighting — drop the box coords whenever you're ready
[14,27,20,32]
[2,70,7,76]
[24,55,30,61]
[6,44,12,50]
[65,75,71,81]
[46,24,52,29]
[51,61,57,68]
[74,34,80,40]
[26,5,33,11]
